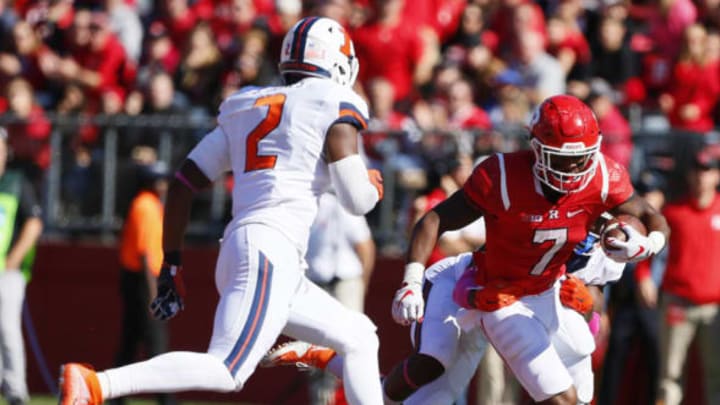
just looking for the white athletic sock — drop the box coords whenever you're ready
[99,352,236,399]
[341,350,383,405]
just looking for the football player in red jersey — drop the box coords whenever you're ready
[391,94,670,405]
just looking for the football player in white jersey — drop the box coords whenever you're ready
[261,231,623,404]
[58,17,385,405]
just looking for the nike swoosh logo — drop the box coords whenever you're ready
[567,209,585,218]
[629,246,646,260]
[400,290,414,301]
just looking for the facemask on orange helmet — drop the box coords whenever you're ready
[529,95,602,194]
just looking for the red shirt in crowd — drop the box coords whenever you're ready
[665,59,720,133]
[449,105,491,130]
[353,21,425,102]
[71,33,133,99]
[660,194,720,304]
[547,29,591,65]
[4,105,51,170]
[598,105,633,169]
[402,0,466,43]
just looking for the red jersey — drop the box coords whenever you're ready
[462,151,633,291]
[660,194,720,304]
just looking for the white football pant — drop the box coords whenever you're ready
[100,224,383,405]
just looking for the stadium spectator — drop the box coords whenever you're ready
[0,20,58,107]
[645,0,698,62]
[488,0,546,57]
[445,2,499,55]
[588,15,642,103]
[304,192,377,405]
[658,23,720,133]
[353,0,439,105]
[487,80,532,136]
[155,0,211,52]
[446,79,491,131]
[586,78,633,169]
[315,0,354,28]
[173,21,223,114]
[503,29,566,107]
[220,29,279,99]
[656,148,720,405]
[545,14,591,83]
[0,0,19,52]
[134,22,181,91]
[105,0,143,63]
[42,9,135,109]
[2,77,51,194]
[114,161,175,405]
[367,77,417,133]
[401,0,465,44]
[0,127,43,405]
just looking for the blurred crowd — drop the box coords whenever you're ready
[1,1,720,404]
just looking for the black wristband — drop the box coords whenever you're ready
[164,251,182,266]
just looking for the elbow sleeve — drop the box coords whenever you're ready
[329,155,379,215]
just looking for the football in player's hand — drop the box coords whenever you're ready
[601,214,647,248]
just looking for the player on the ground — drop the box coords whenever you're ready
[393,94,670,405]
[261,227,619,404]
[58,16,385,405]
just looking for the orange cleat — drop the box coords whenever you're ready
[58,363,103,405]
[260,341,336,370]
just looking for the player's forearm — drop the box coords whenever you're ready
[163,160,212,260]
[162,180,195,259]
[406,211,440,266]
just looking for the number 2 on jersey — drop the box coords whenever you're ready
[245,94,286,172]
[530,228,567,275]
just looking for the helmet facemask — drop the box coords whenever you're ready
[531,137,601,193]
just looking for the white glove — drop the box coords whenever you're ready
[603,224,665,263]
[392,282,424,326]
[391,262,425,326]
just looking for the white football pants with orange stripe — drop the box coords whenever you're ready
[99,223,383,405]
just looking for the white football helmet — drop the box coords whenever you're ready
[279,16,359,87]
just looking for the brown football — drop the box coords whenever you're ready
[601,214,647,248]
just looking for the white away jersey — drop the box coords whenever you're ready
[188,78,369,254]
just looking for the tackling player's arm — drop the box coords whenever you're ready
[325,122,383,215]
[407,190,484,265]
[392,190,483,325]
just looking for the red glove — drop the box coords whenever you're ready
[560,275,593,315]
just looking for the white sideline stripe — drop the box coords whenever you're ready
[599,155,608,203]
[498,153,510,211]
